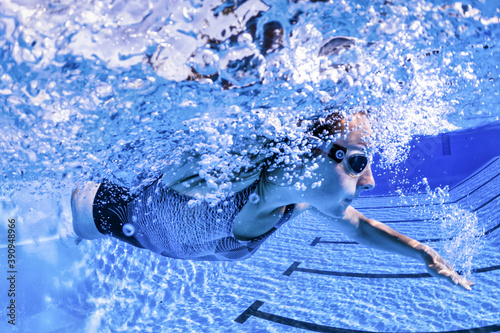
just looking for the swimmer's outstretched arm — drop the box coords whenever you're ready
[315,206,475,290]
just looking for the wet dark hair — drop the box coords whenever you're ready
[310,111,347,141]
[311,110,369,139]
[308,110,370,159]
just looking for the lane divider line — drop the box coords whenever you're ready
[282,262,500,278]
[235,300,500,333]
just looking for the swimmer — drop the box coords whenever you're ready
[71,111,475,290]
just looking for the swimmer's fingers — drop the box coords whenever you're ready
[421,246,475,290]
[458,278,475,291]
[450,268,475,290]
[426,261,475,291]
[448,271,475,291]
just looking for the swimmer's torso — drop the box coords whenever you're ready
[94,177,295,261]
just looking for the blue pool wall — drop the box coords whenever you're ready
[369,121,500,196]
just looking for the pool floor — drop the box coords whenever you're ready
[1,158,499,332]
[231,157,500,332]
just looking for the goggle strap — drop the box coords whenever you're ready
[328,144,347,163]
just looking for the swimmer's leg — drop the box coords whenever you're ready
[71,180,145,248]
[72,182,102,240]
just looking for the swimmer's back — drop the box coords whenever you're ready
[160,155,264,197]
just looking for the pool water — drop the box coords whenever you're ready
[1,149,499,333]
[0,0,499,332]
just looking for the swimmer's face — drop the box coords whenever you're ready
[307,114,375,217]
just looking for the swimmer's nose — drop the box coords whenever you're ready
[357,164,375,191]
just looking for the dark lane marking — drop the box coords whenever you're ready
[485,223,500,236]
[283,262,500,277]
[363,157,499,200]
[235,300,371,332]
[474,265,500,274]
[442,134,451,155]
[456,173,500,205]
[235,300,500,333]
[357,181,500,210]
[283,262,430,278]
[356,170,500,210]
[451,157,499,191]
[310,219,500,246]
[312,190,500,247]
[473,192,500,212]
[310,238,358,246]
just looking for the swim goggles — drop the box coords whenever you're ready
[328,144,372,176]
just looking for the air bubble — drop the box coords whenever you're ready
[122,223,135,237]
[249,193,260,204]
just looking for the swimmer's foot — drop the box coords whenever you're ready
[71,182,104,240]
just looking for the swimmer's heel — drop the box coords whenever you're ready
[71,182,104,240]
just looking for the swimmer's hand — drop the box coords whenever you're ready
[421,246,475,291]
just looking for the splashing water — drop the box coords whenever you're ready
[440,205,485,279]
[421,179,485,279]
[1,0,499,195]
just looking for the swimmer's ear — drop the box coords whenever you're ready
[305,135,326,158]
